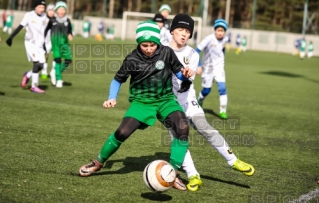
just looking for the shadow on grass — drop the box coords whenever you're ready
[200,174,250,189]
[260,71,319,84]
[0,92,5,96]
[140,192,172,202]
[203,108,220,118]
[63,81,72,86]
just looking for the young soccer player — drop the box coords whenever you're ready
[235,33,241,55]
[6,0,47,94]
[159,4,171,29]
[307,41,314,58]
[153,13,171,46]
[300,38,306,59]
[169,14,255,192]
[82,19,90,38]
[241,35,247,52]
[44,1,73,88]
[3,10,14,35]
[78,21,194,190]
[196,19,229,119]
[41,3,55,80]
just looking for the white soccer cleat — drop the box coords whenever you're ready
[56,80,63,88]
[50,69,56,85]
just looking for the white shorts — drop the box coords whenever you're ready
[106,34,114,39]
[181,98,204,119]
[201,64,226,88]
[45,42,52,54]
[300,51,306,58]
[307,52,313,58]
[25,41,46,63]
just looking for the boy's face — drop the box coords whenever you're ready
[47,10,55,17]
[171,28,191,46]
[215,27,226,40]
[35,5,45,15]
[156,22,164,29]
[161,10,169,18]
[56,7,66,18]
[139,42,158,57]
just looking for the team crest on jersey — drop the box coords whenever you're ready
[183,56,189,65]
[155,60,165,70]
[227,148,233,154]
[211,44,216,47]
[64,21,68,26]
[143,31,151,39]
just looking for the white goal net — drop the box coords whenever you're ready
[121,11,202,43]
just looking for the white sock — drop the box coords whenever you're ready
[182,150,199,179]
[8,27,12,35]
[51,61,56,72]
[220,94,228,113]
[42,63,48,75]
[31,73,39,88]
[206,131,237,166]
[26,70,32,78]
[198,92,205,102]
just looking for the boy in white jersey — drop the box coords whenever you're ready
[169,14,255,192]
[196,19,229,119]
[153,13,171,46]
[6,0,47,94]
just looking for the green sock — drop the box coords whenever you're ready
[55,62,62,80]
[61,62,66,72]
[97,133,123,163]
[170,137,188,170]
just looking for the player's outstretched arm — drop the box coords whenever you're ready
[103,79,122,108]
[6,24,23,46]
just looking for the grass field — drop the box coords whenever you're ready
[0,32,319,203]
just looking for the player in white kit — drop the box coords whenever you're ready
[6,0,47,93]
[196,19,229,119]
[169,14,255,192]
[153,13,171,46]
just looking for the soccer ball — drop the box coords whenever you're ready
[143,160,176,192]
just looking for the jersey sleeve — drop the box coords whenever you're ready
[196,35,212,51]
[114,57,131,83]
[189,50,199,81]
[168,48,183,74]
[20,12,30,27]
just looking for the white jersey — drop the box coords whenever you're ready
[20,11,47,48]
[171,45,199,105]
[160,27,172,46]
[197,34,228,69]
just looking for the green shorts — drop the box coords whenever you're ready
[124,99,184,130]
[52,44,72,60]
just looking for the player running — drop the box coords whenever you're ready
[6,0,47,94]
[196,19,229,119]
[168,14,255,192]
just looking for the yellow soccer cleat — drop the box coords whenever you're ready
[232,159,255,176]
[186,174,203,192]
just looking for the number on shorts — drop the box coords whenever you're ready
[191,100,199,108]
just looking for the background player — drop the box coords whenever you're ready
[196,19,229,119]
[159,4,171,29]
[78,21,194,191]
[307,41,314,58]
[41,3,55,80]
[169,14,255,192]
[45,1,73,88]
[3,10,14,34]
[153,13,171,46]
[6,0,47,94]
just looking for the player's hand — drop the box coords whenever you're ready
[178,80,192,93]
[103,99,116,108]
[6,37,12,47]
[181,67,194,78]
[68,34,73,41]
[196,66,202,75]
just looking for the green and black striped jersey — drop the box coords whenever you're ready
[45,16,72,45]
[114,45,183,103]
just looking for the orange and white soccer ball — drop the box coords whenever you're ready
[143,160,176,192]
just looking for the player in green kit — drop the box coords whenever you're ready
[307,41,314,58]
[82,20,90,38]
[79,21,194,190]
[241,35,247,52]
[299,38,306,59]
[44,1,73,88]
[3,11,14,34]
